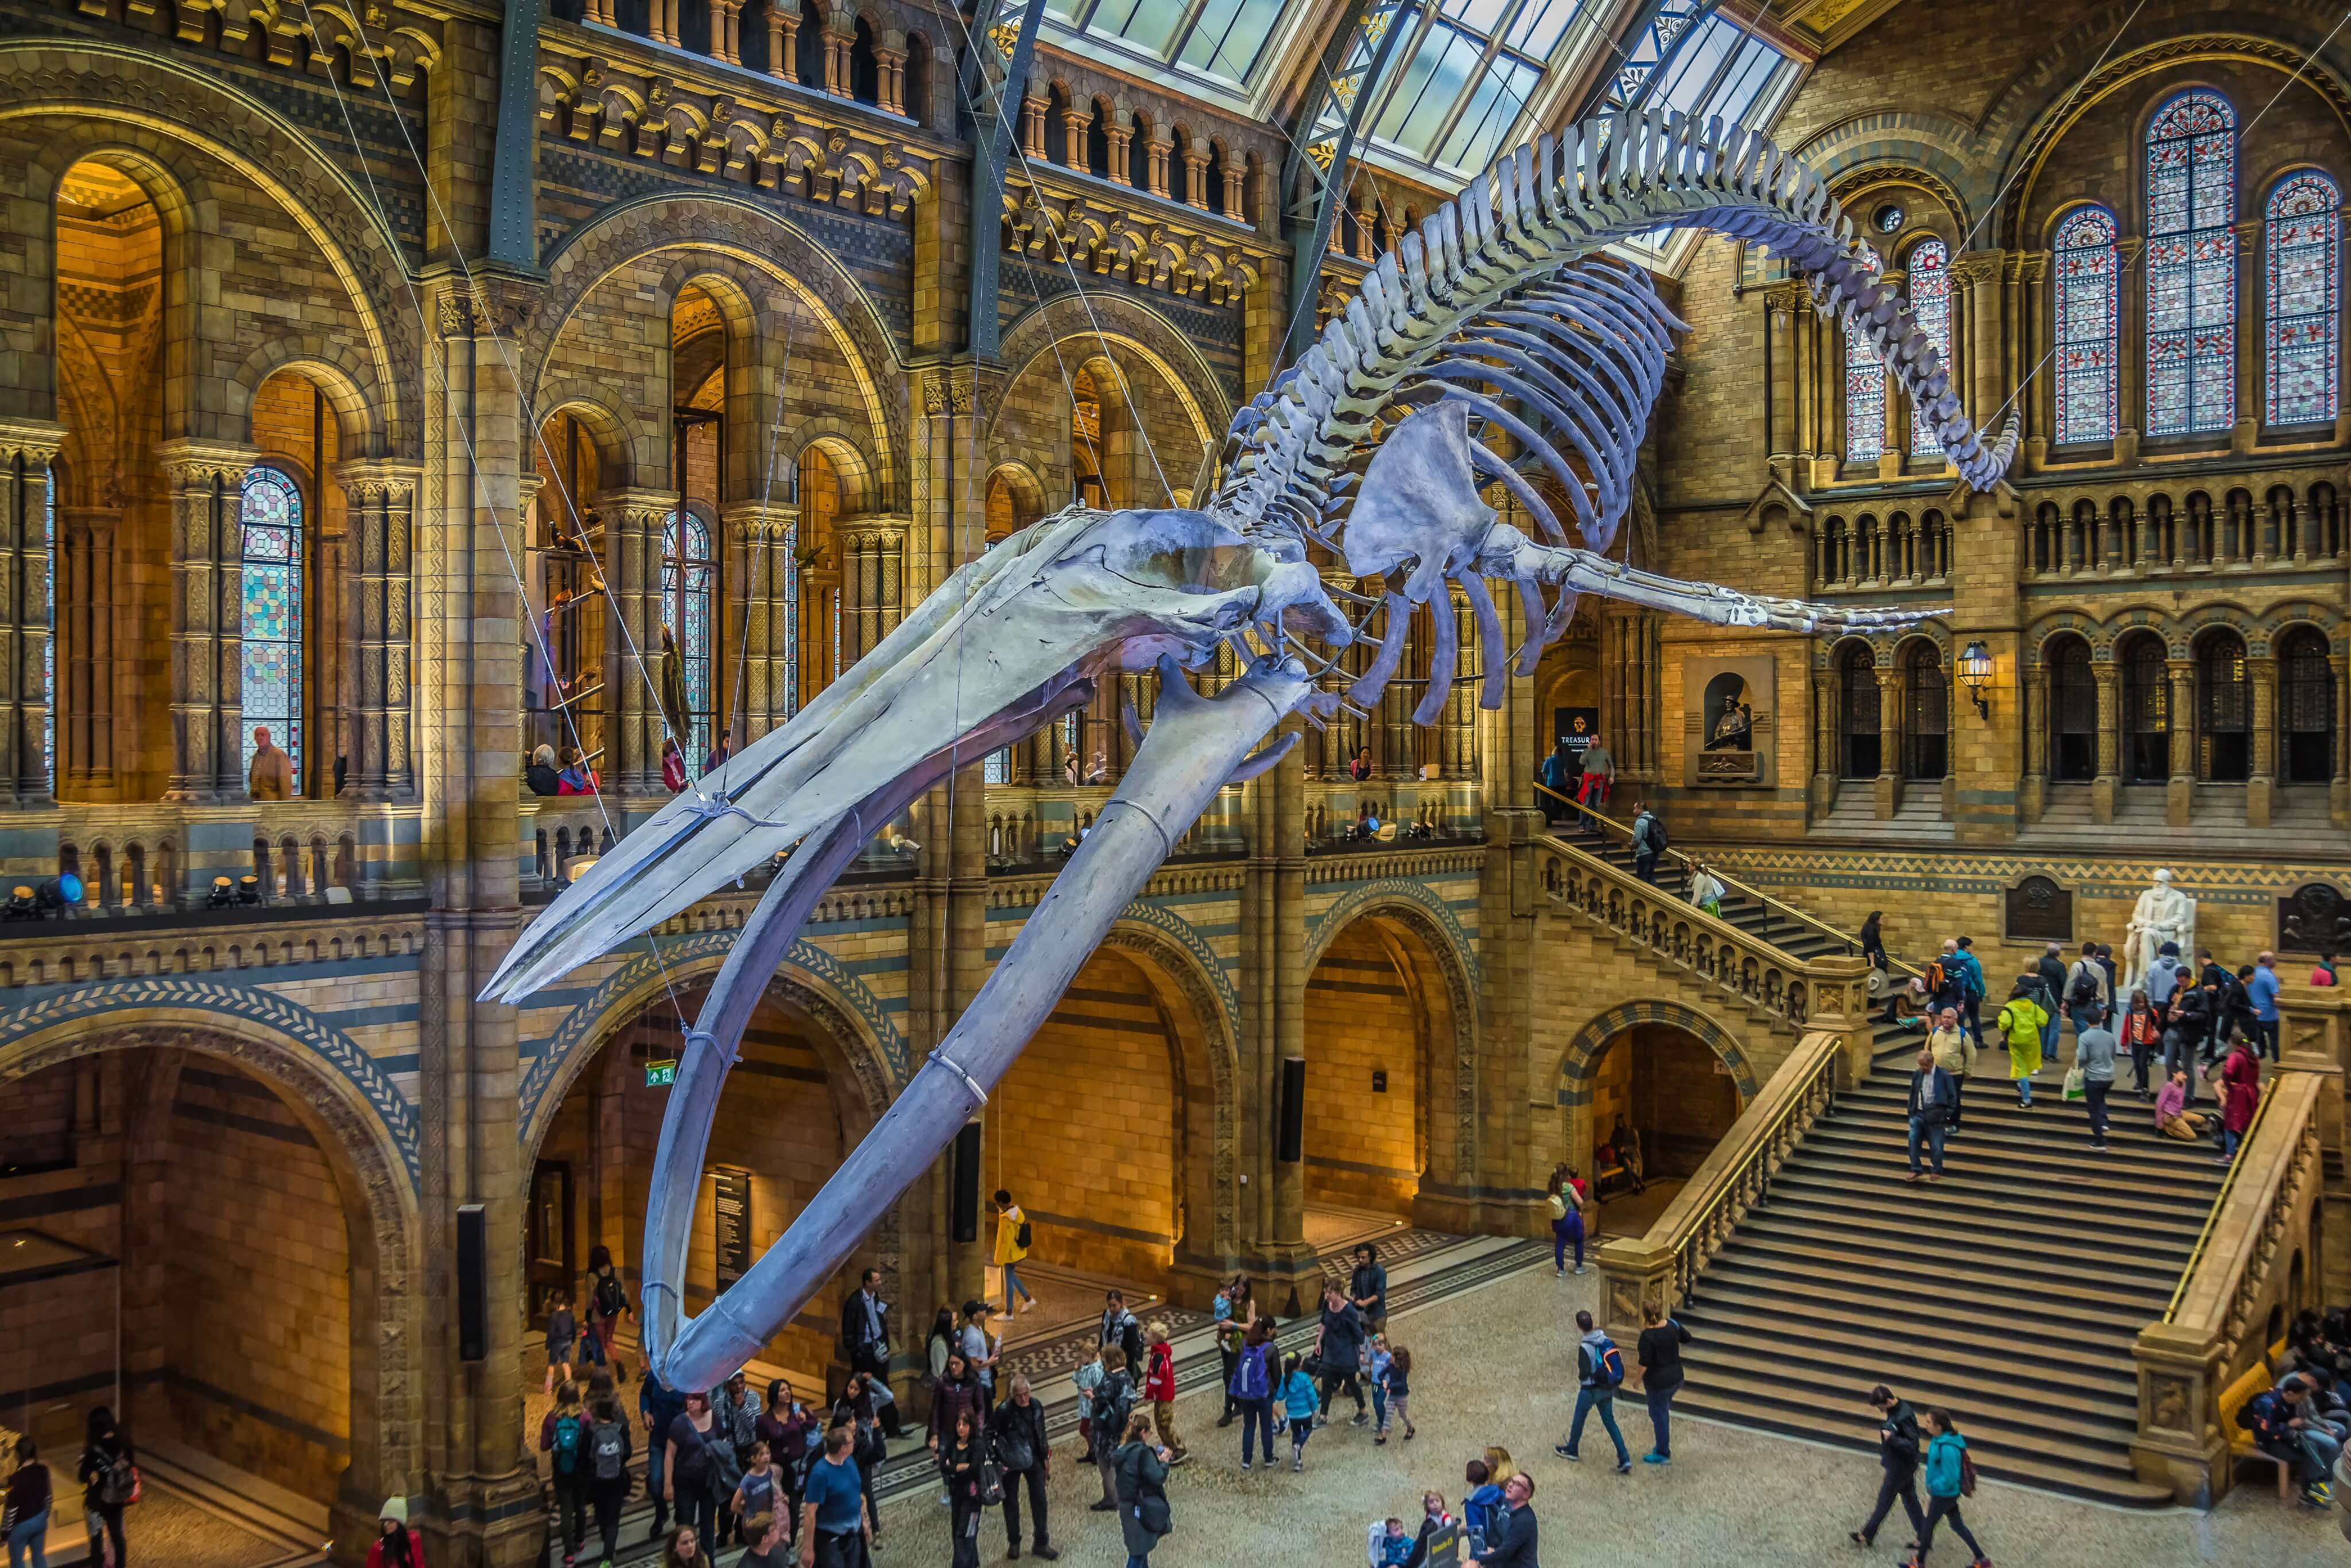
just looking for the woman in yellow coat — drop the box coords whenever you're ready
[991,1189,1036,1316]
[1996,979,2049,1108]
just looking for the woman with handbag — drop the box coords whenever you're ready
[1112,1412,1173,1568]
[938,1407,987,1568]
[75,1408,133,1568]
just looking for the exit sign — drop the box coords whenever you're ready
[645,1058,678,1088]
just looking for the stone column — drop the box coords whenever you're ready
[0,425,60,804]
[1182,148,1210,209]
[1953,251,2008,437]
[1763,284,1803,467]
[600,487,672,799]
[723,500,797,744]
[157,440,257,803]
[1221,160,1246,218]
[1020,93,1047,161]
[2233,220,2261,454]
[1104,119,1133,185]
[1145,135,1172,200]
[1060,108,1087,168]
[340,463,420,802]
[2092,662,2120,823]
[767,5,795,79]
[2335,654,2350,828]
[840,523,907,662]
[2114,239,2143,465]
[824,22,854,97]
[876,45,906,115]
[2249,654,2277,827]
[2167,659,2196,827]
[1874,663,1900,820]
[1810,666,1837,820]
[2020,666,2049,824]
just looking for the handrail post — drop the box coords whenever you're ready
[2279,978,2350,1160]
[1805,951,1875,1087]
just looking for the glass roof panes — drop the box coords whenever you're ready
[1645,11,1785,127]
[1089,0,1185,57]
[1506,0,1578,54]
[1353,2,1593,175]
[1440,53,1541,170]
[1177,0,1289,80]
[1052,0,1291,89]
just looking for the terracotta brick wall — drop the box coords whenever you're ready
[1303,922,1421,1214]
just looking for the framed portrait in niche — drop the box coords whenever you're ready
[1682,655,1775,788]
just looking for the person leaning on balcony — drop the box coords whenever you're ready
[526,744,562,797]
[249,725,293,800]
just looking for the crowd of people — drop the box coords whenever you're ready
[2,1408,136,1568]
[2241,1306,2351,1508]
[1871,921,2285,1177]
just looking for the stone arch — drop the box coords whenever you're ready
[1,43,417,452]
[2026,608,2109,664]
[523,193,905,506]
[1819,150,1979,243]
[2248,599,2346,656]
[792,425,883,515]
[1552,999,1760,1105]
[2175,601,2260,658]
[995,291,1233,442]
[983,460,1048,542]
[517,928,906,1153]
[1101,906,1243,1266]
[0,1002,424,1505]
[232,348,379,456]
[1304,885,1481,1190]
[532,381,655,492]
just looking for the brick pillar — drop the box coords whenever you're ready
[2249,654,2277,827]
[0,424,60,804]
[722,500,797,742]
[2092,662,2120,823]
[2167,659,2195,826]
[157,440,257,803]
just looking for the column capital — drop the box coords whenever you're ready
[720,498,799,542]
[336,459,423,504]
[1947,250,2008,287]
[597,486,681,529]
[155,438,261,485]
[0,418,67,467]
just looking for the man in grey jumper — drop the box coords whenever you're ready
[2075,1014,2119,1151]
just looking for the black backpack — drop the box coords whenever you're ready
[594,1271,627,1318]
[589,1419,626,1482]
[2067,967,2099,1008]
[1092,1372,1133,1438]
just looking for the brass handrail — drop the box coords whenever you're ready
[2163,1077,2278,1324]
[1533,779,1911,973]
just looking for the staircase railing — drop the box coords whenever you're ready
[1537,825,1860,1035]
[1592,1030,1843,1340]
[1534,781,1901,971]
[2130,1068,2324,1505]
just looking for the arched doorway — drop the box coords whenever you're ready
[1299,910,1470,1242]
[2197,628,2251,782]
[2279,625,2335,785]
[2045,634,2096,782]
[1583,1022,1744,1233]
[1838,644,1880,779]
[1900,642,1947,782]
[0,1028,412,1559]
[2120,631,2170,783]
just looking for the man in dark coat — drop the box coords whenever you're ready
[1851,1385,1926,1547]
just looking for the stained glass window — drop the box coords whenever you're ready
[1845,297,1886,465]
[1905,239,1952,457]
[661,510,716,769]
[2267,171,2340,426]
[2145,90,2237,437]
[2052,205,2120,444]
[239,465,302,790]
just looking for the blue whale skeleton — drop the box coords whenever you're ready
[487,107,2010,1391]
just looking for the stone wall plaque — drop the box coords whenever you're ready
[712,1165,753,1294]
[2278,883,2351,955]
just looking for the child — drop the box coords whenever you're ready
[544,1287,577,1394]
[731,1439,783,1544]
[1278,1351,1319,1472]
[1379,1345,1415,1443]
[1071,1345,1105,1464]
[1370,1516,1414,1568]
[1144,1322,1187,1463]
[1367,1336,1393,1441]
[1462,1458,1504,1555]
[1212,1289,1244,1429]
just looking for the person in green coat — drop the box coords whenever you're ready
[1112,1412,1173,1568]
[1995,978,2049,1107]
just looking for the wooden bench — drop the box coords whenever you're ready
[2218,1340,2296,1500]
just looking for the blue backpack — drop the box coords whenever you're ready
[552,1412,583,1475]
[1230,1342,1270,1402]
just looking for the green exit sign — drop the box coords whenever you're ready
[645,1058,678,1088]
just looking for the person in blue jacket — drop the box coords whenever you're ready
[1948,938,1987,1044]
[1278,1352,1320,1472]
[1906,1407,1989,1568]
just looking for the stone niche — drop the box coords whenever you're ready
[1682,654,1774,789]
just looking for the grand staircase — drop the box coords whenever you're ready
[1542,801,2230,1507]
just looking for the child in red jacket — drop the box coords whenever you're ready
[1144,1323,1189,1464]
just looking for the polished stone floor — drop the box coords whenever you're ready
[872,1264,2341,1568]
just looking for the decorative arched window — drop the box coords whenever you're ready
[2266,171,2341,426]
[1904,239,1951,457]
[1844,315,1885,465]
[661,509,716,766]
[2120,631,2169,782]
[1901,642,1947,781]
[1838,644,1880,779]
[2279,624,2336,782]
[2046,634,2096,782]
[2052,205,2120,444]
[239,465,304,790]
[2144,90,2237,437]
[2197,628,2250,781]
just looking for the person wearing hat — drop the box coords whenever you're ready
[364,1497,424,1567]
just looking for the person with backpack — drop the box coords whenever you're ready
[662,1389,726,1562]
[1949,937,1987,1046]
[1906,1049,1959,1181]
[1112,1412,1174,1568]
[2062,939,2109,1031]
[75,1408,133,1568]
[1904,1407,1989,1568]
[928,1352,987,1457]
[1629,803,1666,885]
[1554,1310,1632,1472]
[2240,1374,2341,1506]
[1460,1460,1505,1556]
[1278,1352,1320,1471]
[1925,1007,1972,1131]
[990,1375,1057,1561]
[830,1377,888,1550]
[1849,1385,1926,1550]
[1545,1165,1588,1276]
[2117,988,2162,1100]
[1212,1283,1246,1429]
[638,1367,688,1540]
[1099,1291,1144,1376]
[540,1380,592,1566]
[1229,1319,1277,1469]
[1088,1348,1136,1509]
[584,1245,634,1381]
[1468,1472,1538,1568]
[584,1391,634,1567]
[991,1189,1037,1316]
[1996,977,2049,1107]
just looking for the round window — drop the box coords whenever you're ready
[1872,203,1905,235]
